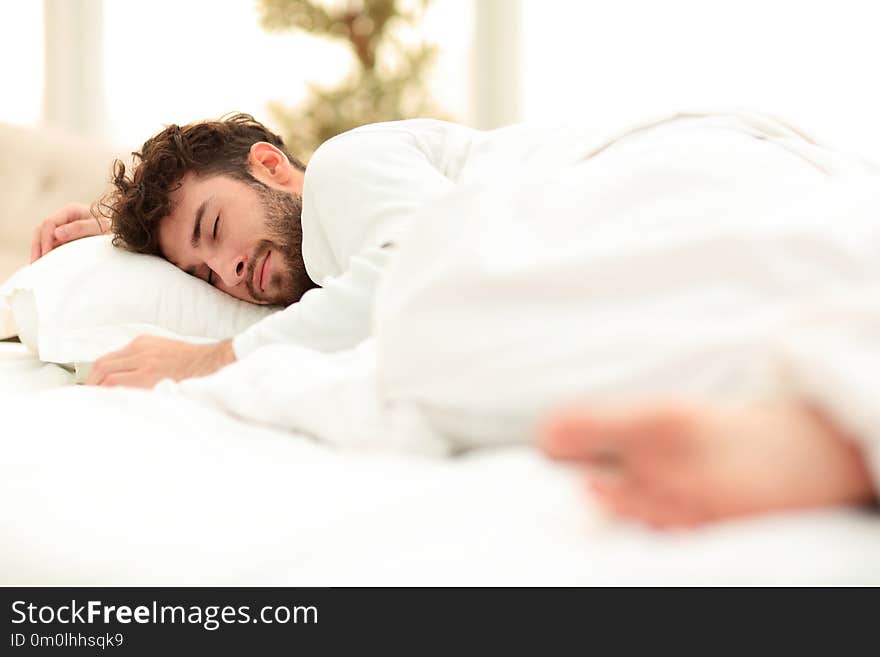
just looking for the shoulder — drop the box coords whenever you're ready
[325,118,474,142]
[305,119,481,193]
[311,119,476,165]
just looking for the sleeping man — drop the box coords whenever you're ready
[33,111,879,528]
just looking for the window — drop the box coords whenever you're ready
[102,0,473,147]
[0,2,45,127]
[521,0,880,159]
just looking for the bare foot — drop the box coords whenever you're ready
[539,400,877,529]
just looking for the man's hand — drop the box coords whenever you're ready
[31,202,109,263]
[86,336,237,389]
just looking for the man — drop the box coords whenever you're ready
[35,113,564,384]
[32,111,878,527]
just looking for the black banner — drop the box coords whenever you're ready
[0,586,872,653]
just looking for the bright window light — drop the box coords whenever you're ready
[103,0,472,148]
[521,0,880,160]
[0,2,45,126]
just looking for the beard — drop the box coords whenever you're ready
[245,182,314,306]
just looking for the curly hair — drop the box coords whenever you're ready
[96,113,305,255]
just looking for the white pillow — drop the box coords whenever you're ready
[0,235,279,367]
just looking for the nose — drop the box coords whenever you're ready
[208,250,248,288]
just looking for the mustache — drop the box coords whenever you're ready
[244,240,273,301]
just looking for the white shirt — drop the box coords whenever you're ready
[232,120,465,358]
[232,118,574,358]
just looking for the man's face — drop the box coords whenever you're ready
[158,171,308,306]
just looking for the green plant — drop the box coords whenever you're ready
[258,0,448,160]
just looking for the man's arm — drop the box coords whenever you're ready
[86,247,392,388]
[234,244,395,358]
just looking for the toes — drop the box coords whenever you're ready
[539,410,611,461]
[586,470,710,530]
[620,498,698,531]
[585,473,648,520]
[542,400,725,530]
[583,466,628,499]
[539,401,703,465]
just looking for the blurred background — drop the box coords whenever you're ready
[3,0,880,160]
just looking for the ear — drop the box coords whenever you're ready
[248,142,293,184]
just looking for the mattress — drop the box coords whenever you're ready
[1,341,879,585]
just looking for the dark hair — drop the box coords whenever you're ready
[97,112,304,255]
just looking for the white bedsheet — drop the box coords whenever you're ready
[0,341,73,392]
[1,345,879,585]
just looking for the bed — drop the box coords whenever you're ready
[2,339,879,586]
[3,115,880,586]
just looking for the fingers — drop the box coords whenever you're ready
[97,371,156,389]
[39,220,58,262]
[29,203,97,263]
[87,354,147,386]
[30,225,42,263]
[54,217,104,244]
[86,336,169,388]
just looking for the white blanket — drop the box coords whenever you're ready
[155,113,880,488]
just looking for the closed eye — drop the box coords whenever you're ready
[206,216,220,285]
